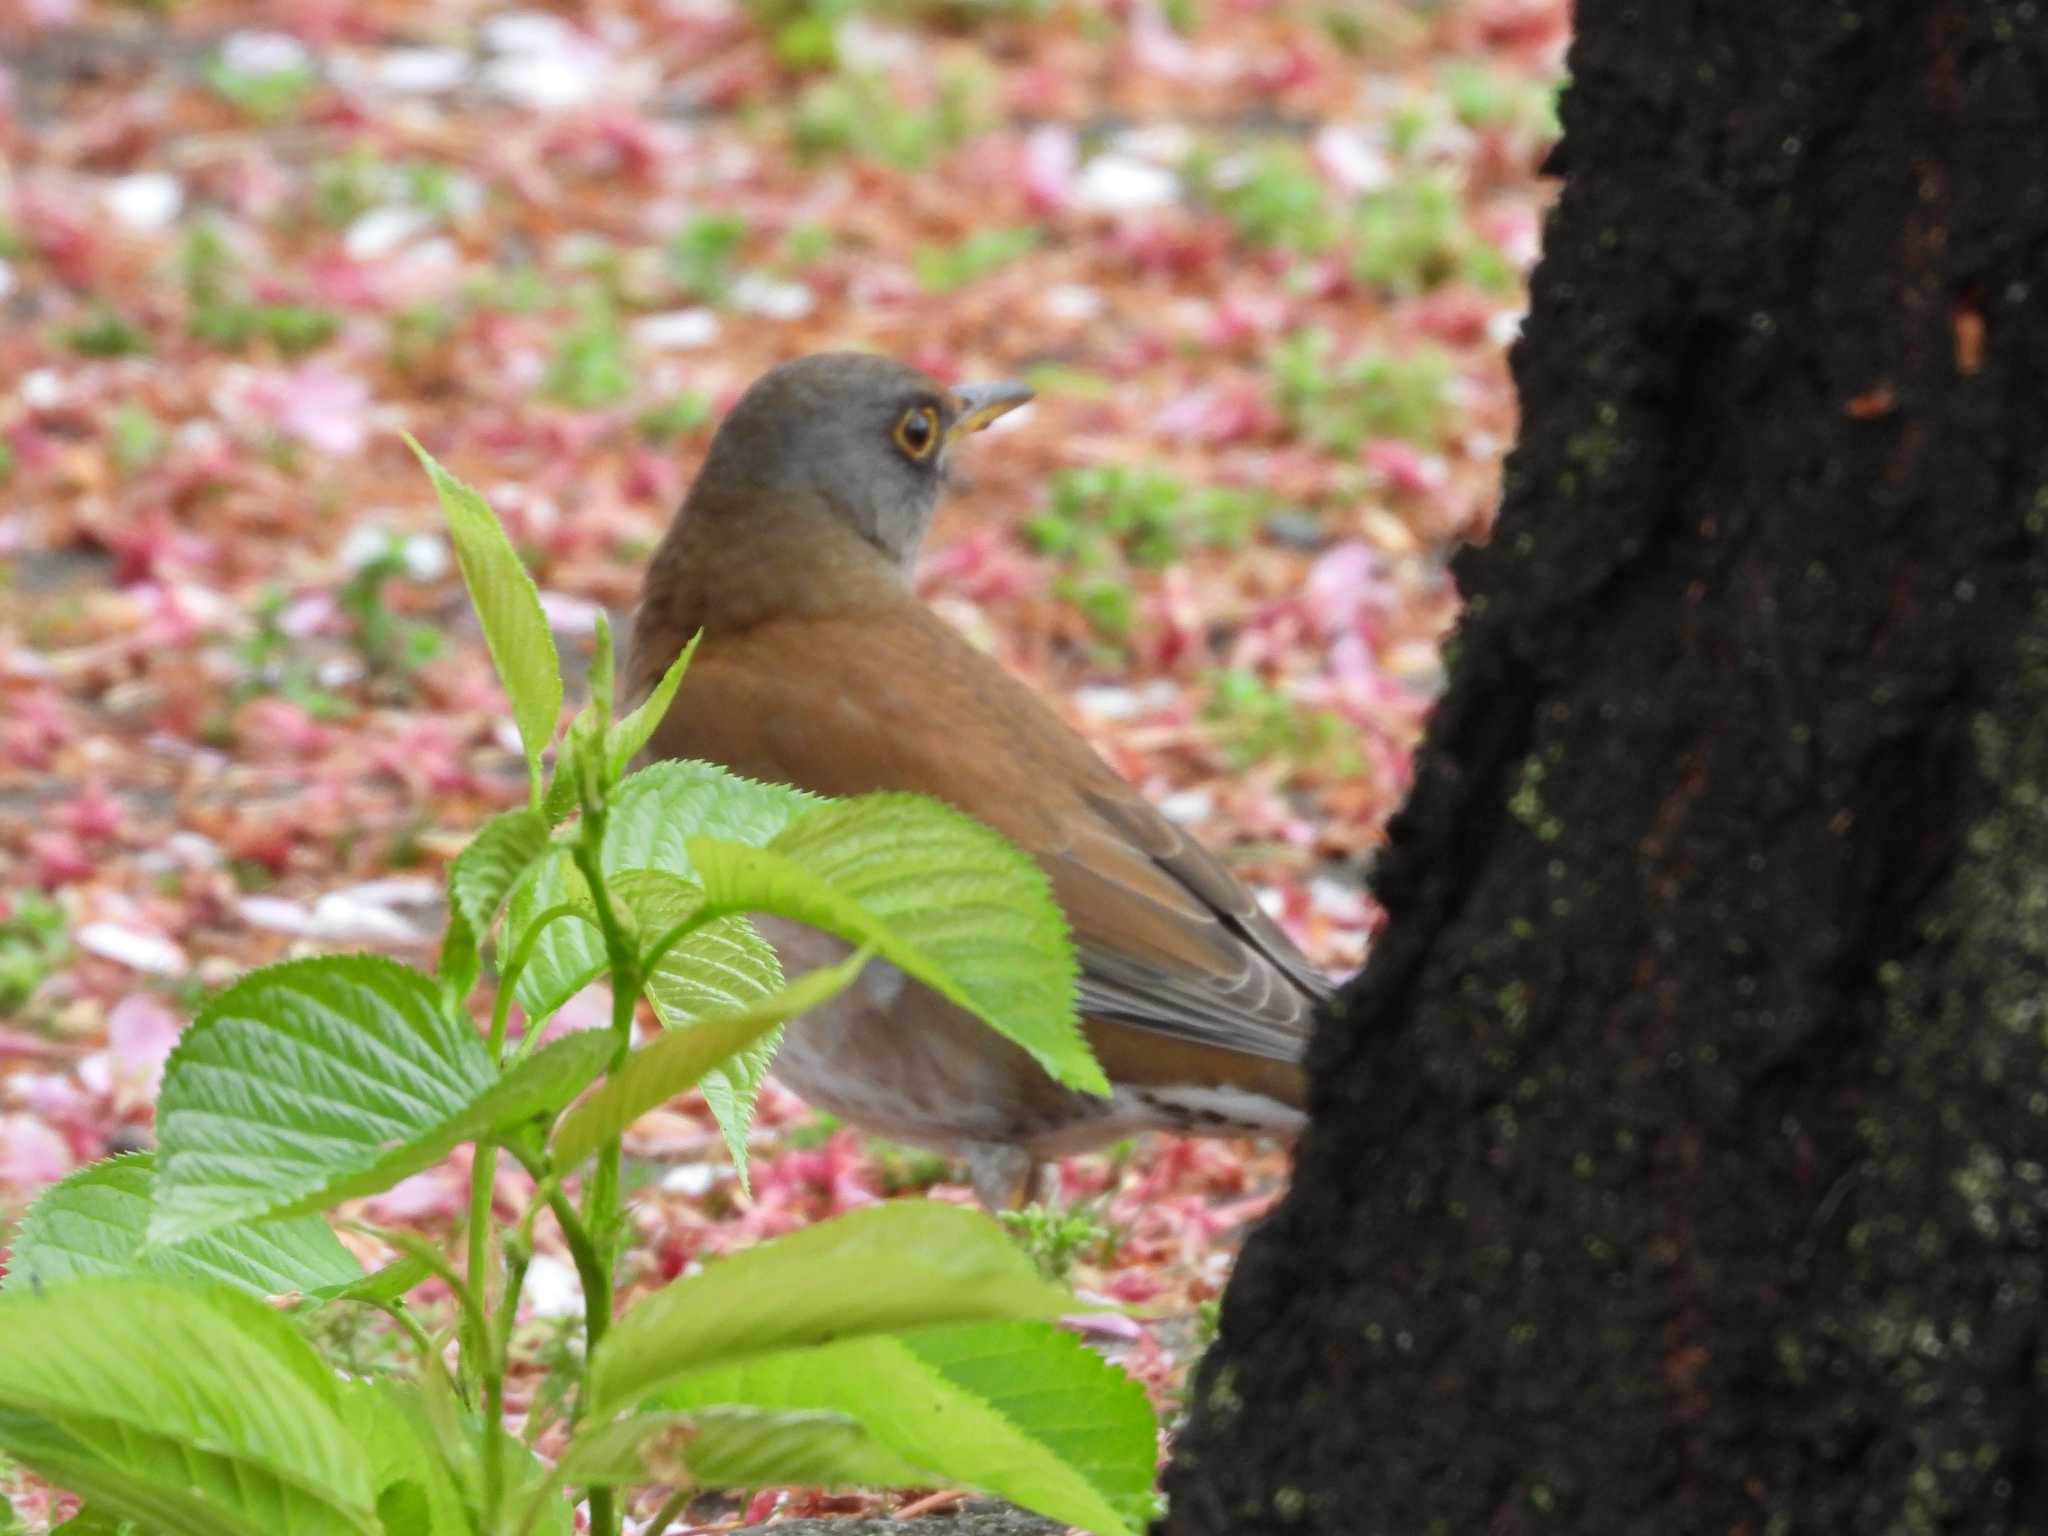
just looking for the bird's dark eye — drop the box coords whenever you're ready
[893,405,940,462]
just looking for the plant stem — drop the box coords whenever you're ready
[647,1487,694,1535]
[465,903,542,1398]
[536,1179,618,1536]
[544,1184,612,1376]
[464,1143,498,1398]
[368,1298,436,1368]
[480,1238,533,1536]
[570,826,640,1263]
[569,792,638,1536]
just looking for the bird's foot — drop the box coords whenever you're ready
[962,1142,1041,1212]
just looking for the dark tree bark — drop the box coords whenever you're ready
[1164,4,2048,1532]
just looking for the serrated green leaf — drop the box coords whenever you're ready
[609,629,701,778]
[152,956,492,1243]
[2,1153,361,1298]
[440,807,553,997]
[405,436,561,800]
[508,761,819,1018]
[151,957,612,1243]
[421,1025,617,1154]
[612,868,784,1188]
[692,793,1100,1096]
[551,1405,925,1494]
[653,1322,1157,1536]
[337,1378,572,1536]
[334,1380,471,1536]
[553,945,868,1171]
[0,1280,379,1536]
[448,809,552,939]
[590,1201,1082,1411]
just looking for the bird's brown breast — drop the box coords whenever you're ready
[626,490,1329,1114]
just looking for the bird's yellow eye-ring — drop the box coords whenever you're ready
[893,405,940,461]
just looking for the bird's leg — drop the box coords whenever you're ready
[964,1143,1039,1212]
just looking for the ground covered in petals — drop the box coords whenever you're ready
[0,0,1565,1525]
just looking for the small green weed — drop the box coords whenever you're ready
[667,213,749,301]
[336,534,448,676]
[792,66,988,169]
[1352,174,1515,295]
[1028,465,1269,569]
[782,221,836,270]
[543,296,633,410]
[178,220,340,355]
[1000,1201,1113,1282]
[0,892,69,1015]
[194,302,340,356]
[466,264,552,314]
[235,589,353,719]
[108,405,165,475]
[1057,576,1140,646]
[743,0,859,70]
[386,302,458,378]
[782,1110,843,1149]
[1187,143,1340,255]
[1271,330,1455,451]
[65,306,151,358]
[1203,668,1360,773]
[867,1138,958,1195]
[913,227,1041,292]
[311,146,385,228]
[637,392,715,443]
[203,46,315,119]
[1438,60,1564,140]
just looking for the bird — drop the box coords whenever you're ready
[623,352,1333,1208]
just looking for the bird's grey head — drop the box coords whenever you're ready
[688,352,1033,570]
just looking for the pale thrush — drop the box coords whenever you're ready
[625,353,1332,1206]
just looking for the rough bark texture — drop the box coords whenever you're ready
[1163,3,2048,1532]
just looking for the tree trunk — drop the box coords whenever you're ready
[1162,4,2048,1532]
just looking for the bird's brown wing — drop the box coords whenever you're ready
[637,606,1333,1076]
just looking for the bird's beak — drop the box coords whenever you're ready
[947,380,1035,443]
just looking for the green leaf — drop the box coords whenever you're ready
[508,761,819,1018]
[553,945,869,1171]
[539,626,698,827]
[151,956,612,1243]
[0,1280,379,1536]
[448,809,552,941]
[334,1380,471,1536]
[152,956,491,1243]
[50,1508,138,1535]
[653,1321,1158,1536]
[3,1153,361,1298]
[692,793,1101,1095]
[423,1025,618,1153]
[608,628,701,777]
[590,1201,1082,1411]
[541,732,587,826]
[405,436,562,799]
[316,1252,433,1307]
[439,807,552,996]
[614,868,784,1188]
[551,1406,925,1493]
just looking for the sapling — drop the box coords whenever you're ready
[0,445,1156,1536]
